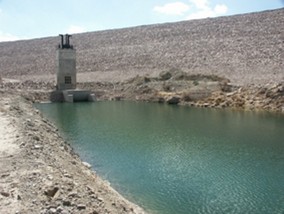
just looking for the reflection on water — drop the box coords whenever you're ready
[36,102,284,214]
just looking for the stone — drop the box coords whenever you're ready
[63,200,71,206]
[0,191,10,197]
[33,135,40,141]
[97,197,104,202]
[181,94,192,102]
[48,208,57,214]
[86,185,95,193]
[77,204,86,210]
[220,101,228,108]
[64,173,72,178]
[82,162,92,169]
[166,96,180,105]
[56,206,63,212]
[34,145,43,149]
[44,187,59,197]
[26,119,34,127]
[68,192,79,198]
[159,71,172,80]
[91,194,97,199]
[71,161,76,165]
[1,173,10,178]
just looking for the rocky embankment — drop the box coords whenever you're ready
[1,69,283,113]
[114,71,284,113]
[194,84,284,112]
[0,91,146,214]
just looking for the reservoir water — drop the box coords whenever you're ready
[36,102,284,214]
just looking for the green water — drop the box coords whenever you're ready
[36,102,284,214]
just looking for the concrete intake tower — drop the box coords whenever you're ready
[51,34,96,102]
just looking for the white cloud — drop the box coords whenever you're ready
[153,1,228,20]
[214,4,228,14]
[186,0,228,20]
[0,32,20,42]
[67,25,85,34]
[153,2,190,16]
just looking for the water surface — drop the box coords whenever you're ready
[36,102,284,214]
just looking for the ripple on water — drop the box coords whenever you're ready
[36,102,284,214]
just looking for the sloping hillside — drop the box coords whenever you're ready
[0,8,283,86]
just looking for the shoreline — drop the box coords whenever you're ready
[0,73,283,213]
[0,91,147,214]
[1,71,283,114]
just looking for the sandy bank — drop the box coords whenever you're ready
[0,91,147,214]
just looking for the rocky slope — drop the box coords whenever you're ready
[0,91,146,214]
[0,8,283,85]
[1,69,283,113]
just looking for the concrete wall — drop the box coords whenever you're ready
[56,49,76,90]
[63,90,96,102]
[50,90,96,102]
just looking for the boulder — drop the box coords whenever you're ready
[166,96,180,105]
[159,71,172,81]
[44,187,59,198]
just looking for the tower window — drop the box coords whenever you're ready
[65,76,72,84]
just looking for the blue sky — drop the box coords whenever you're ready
[0,0,283,41]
